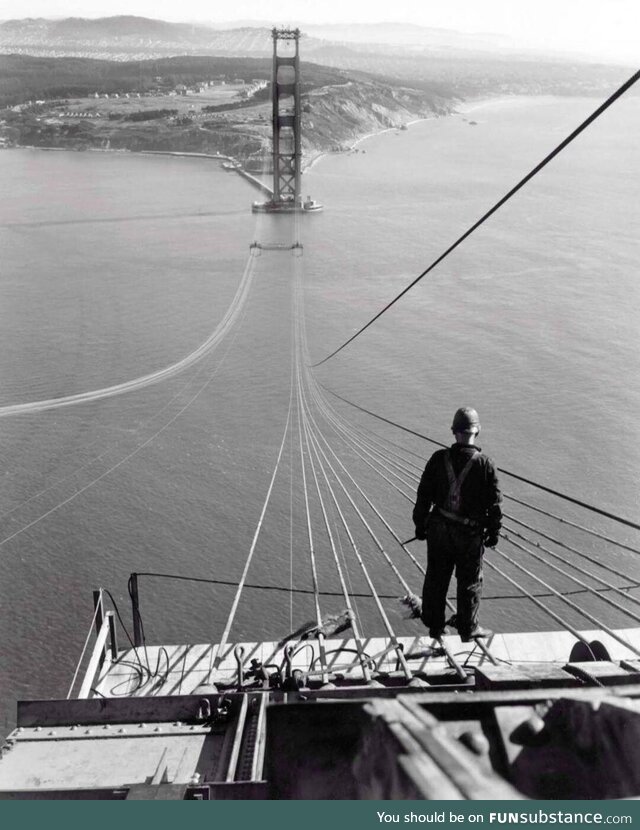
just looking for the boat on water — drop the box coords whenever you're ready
[301,197,323,212]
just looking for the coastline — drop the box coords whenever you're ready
[302,115,438,174]
[300,96,558,174]
[4,110,478,179]
[300,91,593,174]
[7,95,546,180]
[454,96,517,114]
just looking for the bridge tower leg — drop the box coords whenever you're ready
[271,27,301,209]
[251,28,321,214]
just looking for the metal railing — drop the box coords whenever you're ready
[67,589,119,699]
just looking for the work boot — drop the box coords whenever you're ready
[460,626,493,643]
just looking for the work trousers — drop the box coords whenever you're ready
[421,516,484,637]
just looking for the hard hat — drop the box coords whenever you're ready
[451,407,480,434]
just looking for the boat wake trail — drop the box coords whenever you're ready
[0,256,256,419]
[0,208,248,230]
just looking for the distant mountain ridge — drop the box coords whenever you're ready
[0,15,595,63]
[0,16,287,58]
[0,15,630,103]
[302,21,516,52]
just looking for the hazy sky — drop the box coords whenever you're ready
[0,0,638,63]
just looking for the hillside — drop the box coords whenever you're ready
[0,17,282,59]
[0,54,452,161]
[0,54,345,108]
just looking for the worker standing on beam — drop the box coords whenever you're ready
[412,407,502,642]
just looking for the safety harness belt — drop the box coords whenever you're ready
[440,449,479,525]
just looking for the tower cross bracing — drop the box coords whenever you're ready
[271,27,302,206]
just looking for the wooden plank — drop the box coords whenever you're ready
[519,663,582,687]
[94,644,218,698]
[407,715,523,799]
[475,665,540,690]
[357,701,463,799]
[393,721,476,797]
[475,663,580,691]
[90,629,640,697]
[390,699,522,799]
[363,701,464,799]
[564,661,640,685]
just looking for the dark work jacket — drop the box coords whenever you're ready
[412,443,502,535]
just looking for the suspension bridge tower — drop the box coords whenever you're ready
[252,27,322,214]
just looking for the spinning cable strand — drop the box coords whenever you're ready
[0,251,258,418]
